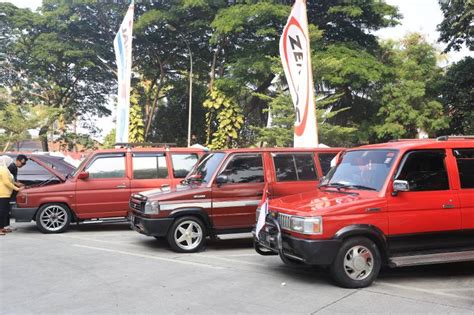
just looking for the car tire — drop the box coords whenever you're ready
[35,203,71,234]
[330,237,381,288]
[167,216,206,253]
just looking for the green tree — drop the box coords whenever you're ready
[373,34,449,140]
[438,57,474,135]
[437,0,473,51]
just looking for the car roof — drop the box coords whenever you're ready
[210,147,344,154]
[350,138,474,151]
[89,147,206,154]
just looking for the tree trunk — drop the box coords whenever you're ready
[39,125,49,152]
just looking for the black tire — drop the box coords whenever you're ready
[330,237,381,288]
[167,216,206,253]
[35,203,71,234]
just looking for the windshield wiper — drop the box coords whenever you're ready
[345,184,376,191]
[319,182,346,190]
[320,182,376,191]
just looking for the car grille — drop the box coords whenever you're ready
[278,213,291,230]
[129,194,146,213]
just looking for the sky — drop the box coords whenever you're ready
[2,0,472,140]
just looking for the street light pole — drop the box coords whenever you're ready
[166,24,193,147]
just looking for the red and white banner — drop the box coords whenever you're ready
[114,1,134,144]
[280,0,318,147]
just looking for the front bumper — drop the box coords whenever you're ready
[11,206,38,222]
[129,212,174,237]
[254,215,341,266]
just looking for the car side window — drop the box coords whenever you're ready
[220,154,264,184]
[273,153,317,181]
[132,154,168,179]
[453,148,474,189]
[396,150,449,191]
[171,154,199,178]
[318,153,338,175]
[86,155,126,179]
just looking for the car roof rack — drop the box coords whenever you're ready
[436,135,474,141]
[114,142,177,148]
[388,138,425,142]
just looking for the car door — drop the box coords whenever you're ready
[269,152,319,197]
[75,153,131,219]
[211,153,265,229]
[387,149,461,252]
[452,148,474,230]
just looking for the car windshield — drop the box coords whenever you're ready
[320,149,398,192]
[184,152,225,184]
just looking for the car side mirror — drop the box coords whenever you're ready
[392,179,409,196]
[77,171,89,180]
[216,174,228,186]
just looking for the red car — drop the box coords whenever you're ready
[255,136,474,288]
[12,147,204,233]
[129,147,343,253]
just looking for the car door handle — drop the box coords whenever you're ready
[161,184,170,188]
[116,184,127,189]
[442,204,455,209]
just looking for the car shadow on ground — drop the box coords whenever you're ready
[378,261,474,281]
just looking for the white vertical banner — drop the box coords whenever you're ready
[114,1,134,144]
[280,0,318,147]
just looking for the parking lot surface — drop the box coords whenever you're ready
[1,222,473,314]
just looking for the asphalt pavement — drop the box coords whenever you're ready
[0,221,473,314]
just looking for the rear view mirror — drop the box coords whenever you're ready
[393,180,409,193]
[216,175,228,185]
[77,171,89,180]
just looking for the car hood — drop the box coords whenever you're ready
[269,189,384,216]
[137,183,208,201]
[28,156,67,182]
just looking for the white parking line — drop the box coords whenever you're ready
[73,244,224,270]
[192,253,265,267]
[377,282,474,302]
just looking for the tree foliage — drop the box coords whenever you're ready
[437,0,473,51]
[1,0,469,151]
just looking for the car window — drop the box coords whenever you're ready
[396,150,449,191]
[273,153,317,181]
[132,154,168,179]
[220,154,264,184]
[318,153,338,175]
[171,153,199,178]
[453,148,474,189]
[86,155,126,179]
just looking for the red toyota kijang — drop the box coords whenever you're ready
[255,136,473,288]
[12,147,204,233]
[129,147,343,253]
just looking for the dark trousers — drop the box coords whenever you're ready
[0,198,11,229]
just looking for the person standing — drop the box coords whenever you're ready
[8,154,28,188]
[0,159,21,235]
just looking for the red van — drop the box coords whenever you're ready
[129,147,343,253]
[255,137,474,288]
[12,147,204,233]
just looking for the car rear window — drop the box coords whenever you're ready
[453,149,474,189]
[272,153,317,181]
[132,154,168,179]
[171,153,199,178]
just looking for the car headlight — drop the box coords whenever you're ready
[290,216,322,235]
[144,201,160,215]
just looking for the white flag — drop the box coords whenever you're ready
[280,0,318,147]
[114,1,134,144]
[255,198,268,240]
